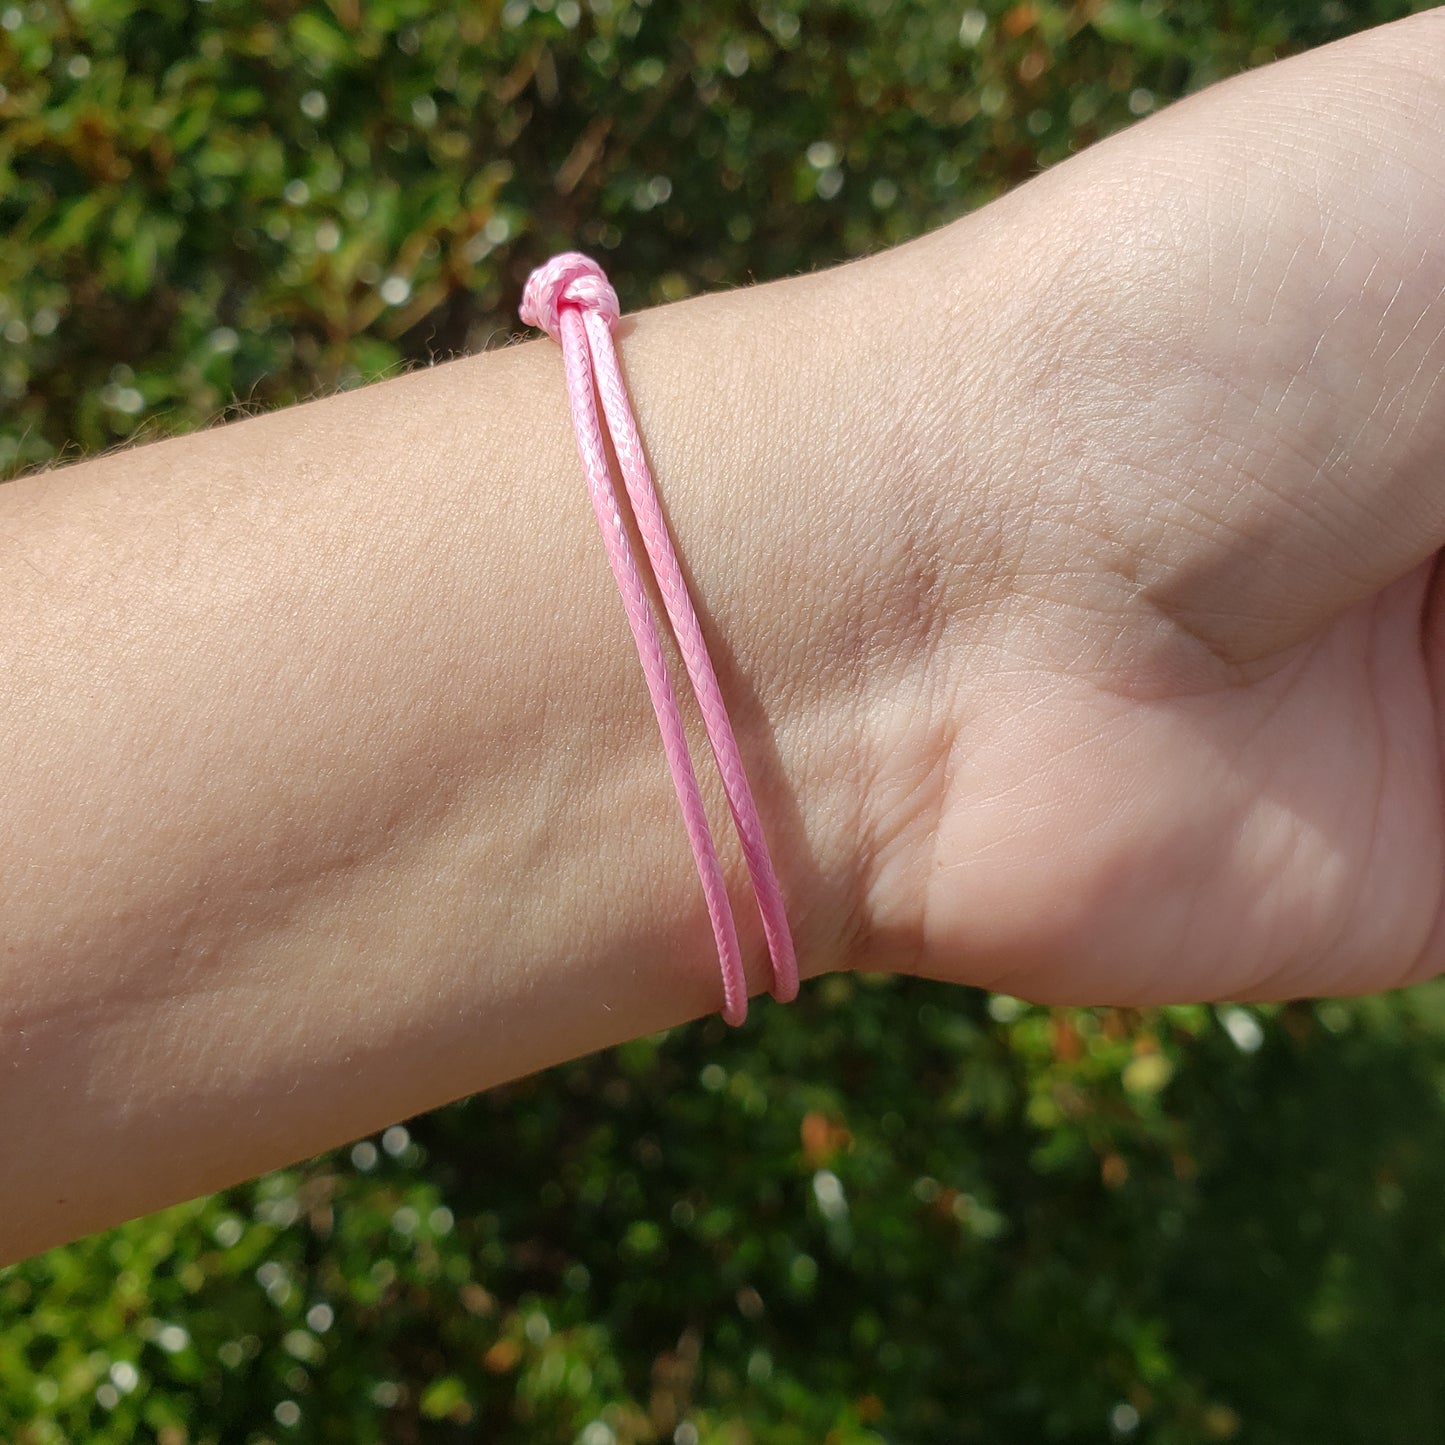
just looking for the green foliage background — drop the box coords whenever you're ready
[3,0,1444,1441]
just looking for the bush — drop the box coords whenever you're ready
[2,2,1441,1442]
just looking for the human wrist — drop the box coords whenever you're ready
[514,240,1006,998]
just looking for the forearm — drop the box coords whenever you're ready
[0,244,976,1260]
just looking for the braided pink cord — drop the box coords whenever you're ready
[521,252,797,1020]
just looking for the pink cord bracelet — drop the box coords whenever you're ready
[520,253,797,1025]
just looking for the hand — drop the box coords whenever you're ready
[842,10,1445,1005]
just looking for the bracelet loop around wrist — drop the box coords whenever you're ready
[521,253,798,1023]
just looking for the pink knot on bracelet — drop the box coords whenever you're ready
[520,252,619,339]
[521,252,798,1025]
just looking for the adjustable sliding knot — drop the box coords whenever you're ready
[520,252,620,341]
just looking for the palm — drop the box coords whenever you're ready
[910,573,1444,1005]
[856,11,1445,1004]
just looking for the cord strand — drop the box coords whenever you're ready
[521,251,797,1019]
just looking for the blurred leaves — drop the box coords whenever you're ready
[4,0,1445,1441]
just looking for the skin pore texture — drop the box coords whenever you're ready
[3,10,1445,1261]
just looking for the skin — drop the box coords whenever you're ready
[3,10,1443,1262]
